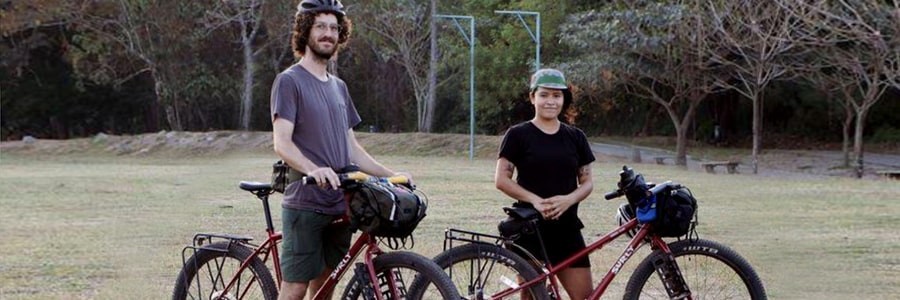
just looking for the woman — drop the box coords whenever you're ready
[495,68,595,299]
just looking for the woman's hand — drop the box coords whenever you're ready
[539,195,576,220]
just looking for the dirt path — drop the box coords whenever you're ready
[590,142,900,179]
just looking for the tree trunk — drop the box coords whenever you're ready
[841,103,853,168]
[154,72,182,131]
[424,0,437,133]
[751,94,762,174]
[240,40,254,130]
[677,101,700,167]
[852,108,868,178]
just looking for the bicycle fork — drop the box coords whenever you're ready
[651,253,691,300]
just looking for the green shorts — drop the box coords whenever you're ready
[280,208,352,283]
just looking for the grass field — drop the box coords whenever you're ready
[1,148,899,299]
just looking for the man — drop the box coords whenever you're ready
[270,1,408,299]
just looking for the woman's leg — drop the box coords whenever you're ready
[557,267,592,300]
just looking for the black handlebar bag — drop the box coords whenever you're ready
[349,182,427,239]
[651,187,697,237]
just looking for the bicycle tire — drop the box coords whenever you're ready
[173,241,278,300]
[623,238,767,300]
[341,251,461,299]
[427,243,550,300]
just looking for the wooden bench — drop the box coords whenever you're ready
[877,170,900,180]
[654,156,675,165]
[700,161,739,174]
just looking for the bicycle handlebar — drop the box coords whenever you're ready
[604,165,678,200]
[300,171,412,187]
[603,190,624,200]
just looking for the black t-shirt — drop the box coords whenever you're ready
[498,121,596,227]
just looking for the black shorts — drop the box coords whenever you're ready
[508,219,590,268]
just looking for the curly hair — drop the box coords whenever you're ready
[291,12,352,59]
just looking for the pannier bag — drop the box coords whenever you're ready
[271,160,302,193]
[349,181,427,238]
[637,187,697,237]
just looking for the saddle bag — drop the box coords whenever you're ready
[497,206,541,240]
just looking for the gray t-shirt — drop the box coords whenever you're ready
[270,64,361,215]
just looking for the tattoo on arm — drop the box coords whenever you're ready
[505,162,516,175]
[578,165,591,178]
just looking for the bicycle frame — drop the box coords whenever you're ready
[473,217,673,300]
[192,191,401,300]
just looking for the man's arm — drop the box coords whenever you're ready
[273,117,339,189]
[346,129,397,178]
[346,129,394,177]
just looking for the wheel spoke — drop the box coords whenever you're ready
[173,242,278,300]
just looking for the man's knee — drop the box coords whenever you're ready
[278,281,308,300]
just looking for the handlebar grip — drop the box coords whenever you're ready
[385,175,410,185]
[604,190,623,200]
[300,174,348,185]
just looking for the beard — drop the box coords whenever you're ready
[307,37,337,60]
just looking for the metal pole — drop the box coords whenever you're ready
[495,10,540,72]
[435,14,476,160]
[469,19,475,161]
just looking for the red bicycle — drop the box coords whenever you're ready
[172,171,460,300]
[419,166,766,299]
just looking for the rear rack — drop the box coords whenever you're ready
[443,228,509,251]
[179,233,258,273]
[443,228,548,272]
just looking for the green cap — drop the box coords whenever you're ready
[529,68,568,91]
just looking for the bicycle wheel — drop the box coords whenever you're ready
[428,243,550,300]
[623,239,766,300]
[342,251,461,299]
[173,241,278,300]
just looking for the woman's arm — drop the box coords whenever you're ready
[543,163,593,220]
[495,157,547,211]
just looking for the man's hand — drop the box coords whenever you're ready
[393,171,415,187]
[308,167,340,190]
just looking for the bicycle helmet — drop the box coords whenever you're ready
[616,202,641,238]
[297,0,345,16]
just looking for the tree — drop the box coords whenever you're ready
[205,0,266,130]
[795,0,900,177]
[560,1,719,166]
[355,0,436,132]
[258,1,296,74]
[802,65,858,168]
[73,0,210,131]
[704,0,812,174]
